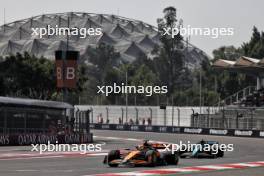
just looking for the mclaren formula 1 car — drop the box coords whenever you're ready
[103,140,179,167]
[179,140,224,158]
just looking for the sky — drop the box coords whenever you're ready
[1,0,264,57]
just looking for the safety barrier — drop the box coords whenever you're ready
[90,123,264,138]
[0,133,93,146]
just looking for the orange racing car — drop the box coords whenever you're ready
[103,140,179,167]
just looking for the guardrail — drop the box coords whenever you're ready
[90,123,264,138]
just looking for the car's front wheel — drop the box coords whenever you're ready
[107,150,120,167]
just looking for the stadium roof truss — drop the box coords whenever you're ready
[0,12,209,69]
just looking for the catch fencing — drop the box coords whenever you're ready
[75,105,264,131]
[75,105,219,127]
[192,108,264,130]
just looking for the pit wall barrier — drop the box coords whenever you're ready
[90,123,264,138]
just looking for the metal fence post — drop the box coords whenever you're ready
[164,108,166,126]
[76,111,80,132]
[135,107,139,124]
[207,107,210,128]
[236,110,239,129]
[191,108,194,127]
[75,109,79,132]
[172,106,174,126]
[121,107,124,124]
[90,107,93,123]
[251,109,254,130]
[78,111,82,133]
[106,107,109,124]
[222,106,225,128]
[149,108,152,125]
[80,111,85,133]
[85,110,90,134]
[177,108,180,127]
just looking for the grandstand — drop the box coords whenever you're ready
[191,56,264,130]
[213,56,264,107]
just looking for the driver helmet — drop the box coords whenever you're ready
[143,140,151,147]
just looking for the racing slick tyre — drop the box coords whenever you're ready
[172,154,179,165]
[163,152,179,165]
[211,154,217,159]
[217,150,224,157]
[107,150,120,167]
[180,155,187,158]
[146,150,157,167]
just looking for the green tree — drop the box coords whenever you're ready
[154,6,184,95]
[212,46,242,61]
[0,53,56,99]
[0,52,87,103]
[242,26,264,58]
[130,64,158,105]
[87,43,120,84]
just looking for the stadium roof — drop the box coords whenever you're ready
[0,96,73,109]
[0,12,209,69]
[213,56,264,75]
[235,56,260,66]
[213,59,236,67]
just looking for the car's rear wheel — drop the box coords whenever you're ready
[164,152,179,165]
[211,154,217,159]
[180,155,187,158]
[107,150,120,167]
[172,154,179,165]
[217,150,224,157]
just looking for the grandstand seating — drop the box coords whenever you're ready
[240,88,264,107]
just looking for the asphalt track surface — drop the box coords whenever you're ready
[0,129,263,176]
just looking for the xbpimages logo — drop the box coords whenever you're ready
[97,83,168,96]
[31,25,102,38]
[162,25,234,39]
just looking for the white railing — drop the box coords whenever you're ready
[222,86,257,106]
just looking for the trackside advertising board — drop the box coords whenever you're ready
[0,133,93,146]
[90,124,264,138]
